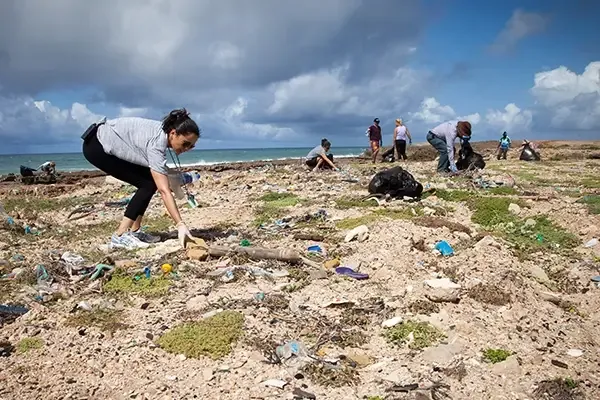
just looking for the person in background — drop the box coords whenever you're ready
[38,161,56,176]
[426,120,472,173]
[393,118,412,161]
[497,131,511,160]
[367,118,382,163]
[82,109,200,250]
[306,138,338,172]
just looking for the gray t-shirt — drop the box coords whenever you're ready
[96,117,168,175]
[306,145,324,159]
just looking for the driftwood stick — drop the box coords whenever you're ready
[207,245,301,263]
[293,233,325,242]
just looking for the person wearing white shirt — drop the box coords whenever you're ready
[426,121,472,173]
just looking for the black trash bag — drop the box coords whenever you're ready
[520,143,541,161]
[456,140,486,170]
[19,165,36,177]
[368,166,423,198]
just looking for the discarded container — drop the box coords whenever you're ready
[0,203,14,226]
[161,263,173,274]
[434,240,454,256]
[307,245,323,254]
[275,340,309,361]
[144,266,151,279]
[335,266,369,280]
[180,171,201,186]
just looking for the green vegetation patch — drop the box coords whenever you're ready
[2,196,91,214]
[16,337,44,354]
[157,311,244,359]
[104,268,172,297]
[435,189,473,202]
[577,195,600,215]
[335,207,421,230]
[482,348,512,364]
[65,308,129,333]
[334,196,377,210]
[383,321,445,350]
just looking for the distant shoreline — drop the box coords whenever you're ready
[1,140,599,189]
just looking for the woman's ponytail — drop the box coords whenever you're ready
[162,108,200,137]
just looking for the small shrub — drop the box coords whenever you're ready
[384,321,445,350]
[482,348,512,364]
[65,309,129,333]
[16,337,44,354]
[158,311,244,359]
[104,268,172,297]
[436,189,473,202]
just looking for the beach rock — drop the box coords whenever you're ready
[381,317,403,328]
[186,295,208,311]
[187,248,208,261]
[524,219,537,229]
[508,203,522,215]
[424,278,461,290]
[426,289,461,303]
[422,341,464,367]
[114,259,139,269]
[491,356,521,377]
[529,265,550,284]
[474,235,502,250]
[567,349,583,357]
[344,225,369,243]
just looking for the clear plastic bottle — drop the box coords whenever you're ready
[180,171,201,185]
[0,203,14,225]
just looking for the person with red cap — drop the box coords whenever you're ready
[426,121,472,173]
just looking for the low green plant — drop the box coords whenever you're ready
[577,195,600,214]
[482,348,512,364]
[383,321,445,350]
[158,311,244,359]
[65,308,129,333]
[16,337,44,354]
[334,196,375,209]
[104,268,172,297]
[435,189,473,202]
[488,186,520,196]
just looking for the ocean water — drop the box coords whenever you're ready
[0,147,365,175]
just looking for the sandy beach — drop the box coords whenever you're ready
[1,140,600,400]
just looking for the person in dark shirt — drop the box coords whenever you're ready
[367,118,382,163]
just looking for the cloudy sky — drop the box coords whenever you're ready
[0,0,599,154]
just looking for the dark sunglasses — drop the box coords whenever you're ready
[182,140,195,150]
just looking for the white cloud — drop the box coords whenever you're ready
[118,107,148,118]
[530,61,600,129]
[267,65,428,119]
[490,9,549,53]
[0,96,102,149]
[485,103,533,133]
[409,97,481,126]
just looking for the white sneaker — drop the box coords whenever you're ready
[110,232,150,250]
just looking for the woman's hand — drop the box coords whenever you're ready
[177,221,194,248]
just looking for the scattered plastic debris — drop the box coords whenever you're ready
[584,238,598,248]
[434,240,454,256]
[335,266,369,280]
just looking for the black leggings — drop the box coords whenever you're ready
[83,130,157,221]
[395,139,407,160]
[306,154,334,169]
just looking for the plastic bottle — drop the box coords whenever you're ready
[0,203,14,226]
[180,171,201,186]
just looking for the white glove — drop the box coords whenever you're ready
[177,222,194,248]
